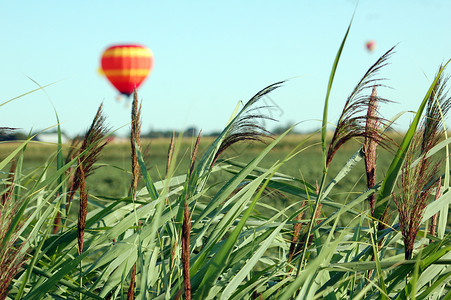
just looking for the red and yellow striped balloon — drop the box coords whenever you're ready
[100,44,153,96]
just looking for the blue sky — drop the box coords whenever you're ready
[2,1,451,137]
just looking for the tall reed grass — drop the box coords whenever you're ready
[1,19,450,299]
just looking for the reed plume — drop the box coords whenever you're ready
[190,131,201,176]
[394,140,439,260]
[67,104,109,206]
[421,67,451,152]
[326,47,395,168]
[73,104,109,254]
[394,65,450,259]
[212,81,283,166]
[167,131,175,176]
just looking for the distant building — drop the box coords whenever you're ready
[36,133,69,144]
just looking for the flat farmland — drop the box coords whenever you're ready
[0,133,397,207]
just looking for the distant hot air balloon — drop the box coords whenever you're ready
[100,44,153,97]
[365,40,376,52]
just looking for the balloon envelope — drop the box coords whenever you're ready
[365,40,376,52]
[100,44,153,96]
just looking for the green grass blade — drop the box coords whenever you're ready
[321,17,352,173]
[220,220,287,299]
[99,246,137,297]
[278,229,345,299]
[416,271,451,300]
[395,244,451,299]
[326,259,416,273]
[0,139,30,171]
[191,130,291,231]
[14,195,61,299]
[189,131,291,278]
[42,197,124,256]
[385,239,451,295]
[22,248,104,299]
[0,82,56,107]
[52,110,67,229]
[323,147,363,198]
[190,173,268,276]
[192,165,280,299]
[370,231,389,300]
[136,144,159,200]
[55,114,64,185]
[422,189,451,222]
[22,266,104,299]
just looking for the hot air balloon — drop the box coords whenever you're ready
[365,40,376,52]
[100,44,153,97]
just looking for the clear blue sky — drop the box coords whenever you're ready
[2,1,451,137]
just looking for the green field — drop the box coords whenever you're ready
[0,133,398,225]
[0,134,395,200]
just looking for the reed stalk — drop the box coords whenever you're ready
[76,159,87,255]
[128,89,142,299]
[181,131,200,300]
[130,89,142,198]
[288,200,306,263]
[181,196,191,300]
[429,177,441,243]
[364,87,379,215]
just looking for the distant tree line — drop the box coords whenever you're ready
[0,123,311,142]
[142,123,307,138]
[0,128,29,141]
[142,127,202,138]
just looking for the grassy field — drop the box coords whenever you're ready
[0,133,403,236]
[0,133,396,202]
